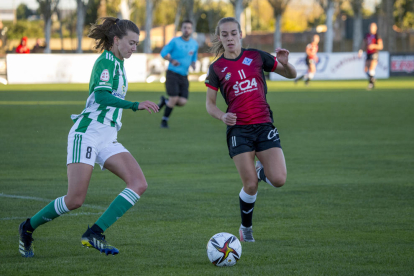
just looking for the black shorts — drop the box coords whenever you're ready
[366,53,379,61]
[165,70,189,99]
[306,57,316,66]
[226,123,282,158]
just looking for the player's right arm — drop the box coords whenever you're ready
[358,37,366,57]
[369,36,383,51]
[206,88,236,126]
[305,44,312,56]
[161,38,180,66]
[205,65,236,126]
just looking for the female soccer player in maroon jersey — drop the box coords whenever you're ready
[205,17,296,242]
[358,22,383,89]
[295,34,320,85]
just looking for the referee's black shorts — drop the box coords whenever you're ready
[165,70,189,99]
[226,123,282,158]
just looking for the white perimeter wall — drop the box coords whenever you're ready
[6,54,147,84]
[6,52,389,84]
[270,52,389,81]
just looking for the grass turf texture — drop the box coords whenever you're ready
[0,79,413,275]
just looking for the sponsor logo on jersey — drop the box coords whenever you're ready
[225,72,231,81]
[233,77,258,96]
[112,92,126,99]
[112,85,126,99]
[221,67,228,72]
[189,51,194,55]
[242,57,253,66]
[100,69,110,81]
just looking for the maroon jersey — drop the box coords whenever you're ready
[205,48,278,126]
[306,43,318,59]
[365,33,380,54]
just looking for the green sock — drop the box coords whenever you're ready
[95,188,140,232]
[30,196,70,229]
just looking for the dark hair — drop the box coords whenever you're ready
[209,17,241,57]
[88,17,140,52]
[182,20,193,26]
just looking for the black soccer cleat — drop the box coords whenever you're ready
[158,95,167,110]
[19,219,34,258]
[160,119,169,129]
[81,227,119,255]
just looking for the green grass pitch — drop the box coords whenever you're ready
[0,79,413,275]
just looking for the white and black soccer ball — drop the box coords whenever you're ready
[206,232,242,267]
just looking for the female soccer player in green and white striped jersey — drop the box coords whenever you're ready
[18,17,159,257]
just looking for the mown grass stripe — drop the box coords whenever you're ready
[0,194,106,210]
[0,101,85,105]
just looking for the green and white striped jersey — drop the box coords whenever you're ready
[71,50,128,131]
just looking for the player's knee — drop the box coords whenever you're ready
[137,181,148,195]
[267,174,286,188]
[243,180,259,194]
[167,97,179,107]
[127,178,148,196]
[65,196,84,210]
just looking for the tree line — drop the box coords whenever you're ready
[7,0,414,53]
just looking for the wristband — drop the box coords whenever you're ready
[132,102,139,112]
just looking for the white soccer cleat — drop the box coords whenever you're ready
[239,225,255,242]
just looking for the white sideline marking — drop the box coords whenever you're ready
[0,193,106,210]
[0,212,104,221]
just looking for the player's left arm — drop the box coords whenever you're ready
[274,48,297,79]
[375,38,383,51]
[95,90,159,114]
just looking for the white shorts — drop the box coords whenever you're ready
[67,117,129,170]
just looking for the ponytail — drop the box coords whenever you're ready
[88,17,140,52]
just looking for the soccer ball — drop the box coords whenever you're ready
[206,232,242,267]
